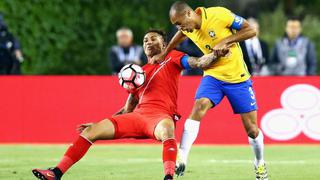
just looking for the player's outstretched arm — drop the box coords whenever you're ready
[151,31,187,64]
[187,49,229,69]
[166,30,187,55]
[214,20,256,50]
[114,94,139,115]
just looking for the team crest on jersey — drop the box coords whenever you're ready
[208,30,215,38]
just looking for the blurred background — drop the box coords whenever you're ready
[0,0,319,75]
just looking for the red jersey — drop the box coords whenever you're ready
[109,50,186,139]
[134,50,185,117]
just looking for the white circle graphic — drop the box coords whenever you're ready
[303,113,320,140]
[281,84,320,111]
[261,109,302,141]
[261,84,320,141]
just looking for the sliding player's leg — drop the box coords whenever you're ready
[154,118,177,180]
[32,119,115,180]
[32,111,147,180]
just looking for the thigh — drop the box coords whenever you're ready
[109,112,146,139]
[81,119,115,141]
[223,79,258,114]
[195,76,224,107]
[140,111,173,140]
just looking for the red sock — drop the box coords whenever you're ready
[56,135,92,173]
[162,138,177,176]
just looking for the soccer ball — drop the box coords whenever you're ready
[118,64,146,92]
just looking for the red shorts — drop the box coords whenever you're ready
[108,108,173,139]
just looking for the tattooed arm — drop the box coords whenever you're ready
[186,49,229,69]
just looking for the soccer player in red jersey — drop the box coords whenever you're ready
[32,29,228,180]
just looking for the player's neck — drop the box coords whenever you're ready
[147,56,156,64]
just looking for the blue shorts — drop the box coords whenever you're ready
[195,76,258,114]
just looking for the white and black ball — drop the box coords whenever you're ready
[118,64,146,92]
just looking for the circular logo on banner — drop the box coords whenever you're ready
[261,84,320,141]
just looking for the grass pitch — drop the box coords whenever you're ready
[0,144,319,180]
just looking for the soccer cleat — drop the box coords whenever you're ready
[164,174,174,180]
[255,163,268,180]
[175,161,186,177]
[32,168,60,180]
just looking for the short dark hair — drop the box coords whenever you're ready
[145,29,167,43]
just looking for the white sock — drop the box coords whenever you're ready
[248,129,265,166]
[179,119,200,164]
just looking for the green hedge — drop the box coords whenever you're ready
[0,0,189,74]
[0,1,319,74]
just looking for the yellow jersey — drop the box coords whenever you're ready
[181,7,250,83]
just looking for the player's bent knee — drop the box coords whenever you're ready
[81,126,97,142]
[190,98,212,120]
[154,119,175,141]
[241,111,259,138]
[247,126,259,139]
[81,119,115,142]
[161,126,175,140]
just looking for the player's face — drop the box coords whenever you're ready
[143,32,165,58]
[286,20,301,39]
[171,10,197,32]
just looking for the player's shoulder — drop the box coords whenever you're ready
[201,6,231,16]
[166,50,185,60]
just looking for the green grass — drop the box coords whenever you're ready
[0,144,319,180]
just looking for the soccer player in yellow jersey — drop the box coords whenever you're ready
[151,1,268,180]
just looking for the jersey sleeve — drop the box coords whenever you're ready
[214,7,245,31]
[167,50,186,70]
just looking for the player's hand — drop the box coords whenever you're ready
[213,40,229,51]
[213,40,233,57]
[77,123,94,133]
[150,52,166,64]
[213,39,235,50]
[214,48,229,57]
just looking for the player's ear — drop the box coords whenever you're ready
[161,39,166,50]
[186,10,191,17]
[162,41,166,49]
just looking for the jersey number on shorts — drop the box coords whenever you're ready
[249,87,255,100]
